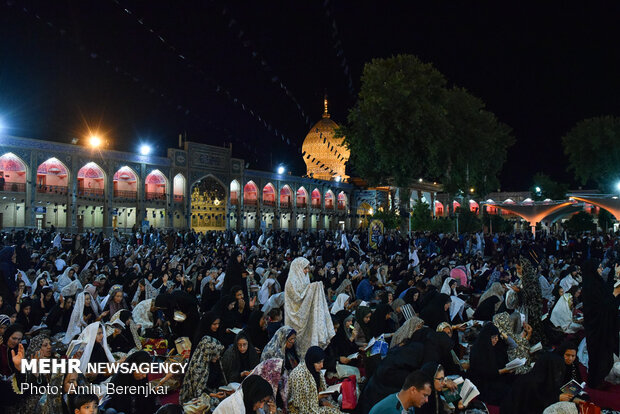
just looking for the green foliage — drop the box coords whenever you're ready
[562,116,620,190]
[482,212,513,233]
[454,207,482,233]
[338,54,514,195]
[565,211,596,232]
[597,208,615,232]
[370,210,400,230]
[410,200,454,232]
[530,172,569,201]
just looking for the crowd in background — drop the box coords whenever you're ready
[0,225,618,414]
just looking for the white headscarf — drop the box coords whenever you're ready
[261,292,285,314]
[286,257,310,299]
[132,298,154,335]
[76,322,114,373]
[550,293,581,333]
[64,291,99,344]
[56,265,79,292]
[258,278,277,305]
[441,278,456,295]
[330,293,349,315]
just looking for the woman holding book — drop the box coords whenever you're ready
[500,352,567,414]
[287,346,343,414]
[418,362,462,414]
[468,323,512,405]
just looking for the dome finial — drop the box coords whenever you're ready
[323,93,330,118]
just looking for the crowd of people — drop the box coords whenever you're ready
[0,226,618,414]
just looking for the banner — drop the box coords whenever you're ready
[368,219,384,250]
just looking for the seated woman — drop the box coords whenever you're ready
[104,351,157,414]
[500,352,567,414]
[420,293,452,330]
[556,341,588,402]
[422,324,462,376]
[0,324,24,376]
[15,299,34,333]
[77,322,115,384]
[179,335,227,408]
[63,291,99,344]
[353,306,372,346]
[287,346,343,414]
[330,294,350,315]
[242,311,269,351]
[326,314,359,370]
[418,362,463,414]
[549,292,583,334]
[213,374,276,414]
[106,320,133,353]
[222,332,260,383]
[493,311,534,374]
[261,326,300,373]
[467,323,513,405]
[368,304,397,338]
[100,285,129,322]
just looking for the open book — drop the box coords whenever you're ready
[319,383,342,396]
[460,379,480,406]
[504,357,527,370]
[67,340,87,358]
[346,352,359,360]
[229,327,243,335]
[529,342,543,353]
[450,350,466,369]
[218,382,241,393]
[560,379,585,396]
[442,378,479,406]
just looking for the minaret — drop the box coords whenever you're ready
[323,94,330,118]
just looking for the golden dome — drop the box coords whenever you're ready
[301,97,350,181]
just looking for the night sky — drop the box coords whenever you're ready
[1,1,619,190]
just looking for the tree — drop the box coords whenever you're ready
[482,212,513,233]
[410,201,434,231]
[562,116,620,191]
[529,172,569,201]
[370,210,400,230]
[455,207,482,233]
[565,211,596,232]
[439,87,514,194]
[597,208,615,232]
[339,54,513,211]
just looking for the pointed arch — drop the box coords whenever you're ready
[244,180,258,205]
[337,191,347,210]
[113,166,138,199]
[263,183,276,206]
[280,185,292,208]
[230,180,240,205]
[173,173,186,202]
[311,188,321,208]
[296,186,308,208]
[325,190,335,209]
[37,157,69,194]
[434,200,444,216]
[0,152,27,192]
[145,170,167,200]
[78,162,105,197]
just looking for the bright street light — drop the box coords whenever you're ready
[616,182,620,192]
[139,144,152,155]
[277,165,285,175]
[535,186,541,193]
[334,176,341,182]
[89,135,102,148]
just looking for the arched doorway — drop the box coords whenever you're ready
[145,170,167,200]
[113,166,138,199]
[173,174,186,202]
[37,158,69,194]
[77,162,105,197]
[0,153,26,193]
[191,176,227,232]
[263,183,276,207]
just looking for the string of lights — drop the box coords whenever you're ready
[219,5,313,127]
[323,0,355,96]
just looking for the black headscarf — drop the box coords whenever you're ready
[241,375,273,413]
[469,323,504,384]
[418,362,445,414]
[304,346,325,390]
[555,340,583,384]
[0,323,24,375]
[420,293,451,329]
[369,304,394,337]
[244,310,269,350]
